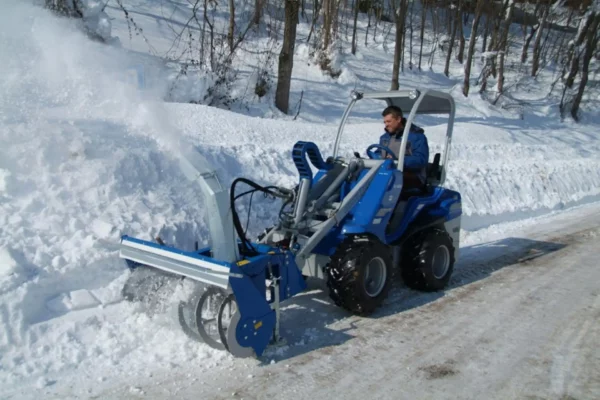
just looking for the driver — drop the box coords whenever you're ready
[378,105,429,190]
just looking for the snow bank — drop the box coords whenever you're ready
[1,1,599,397]
[0,2,227,392]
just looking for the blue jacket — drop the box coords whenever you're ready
[378,123,429,183]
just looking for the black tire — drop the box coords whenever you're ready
[195,286,229,350]
[178,284,228,350]
[401,228,455,291]
[326,236,393,315]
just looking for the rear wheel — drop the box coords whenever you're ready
[401,228,455,291]
[326,236,393,315]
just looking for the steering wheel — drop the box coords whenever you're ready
[366,144,398,160]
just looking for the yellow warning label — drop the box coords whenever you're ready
[254,321,263,330]
[236,259,250,267]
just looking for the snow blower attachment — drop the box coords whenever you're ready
[119,89,463,358]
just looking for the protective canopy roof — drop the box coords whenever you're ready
[360,89,454,115]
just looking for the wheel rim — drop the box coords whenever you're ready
[364,257,387,297]
[432,245,450,279]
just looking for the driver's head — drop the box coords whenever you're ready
[382,106,404,134]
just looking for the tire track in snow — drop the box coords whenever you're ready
[549,290,600,398]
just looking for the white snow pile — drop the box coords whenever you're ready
[0,1,599,397]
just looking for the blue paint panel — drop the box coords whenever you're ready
[228,262,276,356]
[385,187,446,243]
[226,247,306,356]
[383,187,462,243]
[339,161,403,242]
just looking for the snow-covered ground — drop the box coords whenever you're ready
[0,1,599,399]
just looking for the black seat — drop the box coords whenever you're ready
[426,153,441,183]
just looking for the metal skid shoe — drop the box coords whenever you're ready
[266,263,287,350]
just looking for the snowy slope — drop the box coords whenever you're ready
[0,1,599,398]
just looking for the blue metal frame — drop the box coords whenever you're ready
[119,137,462,357]
[303,142,462,253]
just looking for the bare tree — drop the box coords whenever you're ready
[444,0,461,77]
[391,0,409,89]
[531,3,550,76]
[564,9,594,88]
[571,12,599,120]
[351,0,360,54]
[419,0,427,69]
[521,0,541,63]
[463,0,484,96]
[331,0,342,43]
[481,13,490,55]
[323,0,334,50]
[497,0,514,94]
[307,0,321,43]
[275,0,300,113]
[457,6,466,63]
[253,0,264,25]
[408,0,414,69]
[365,2,372,46]
[427,4,439,68]
[228,0,236,52]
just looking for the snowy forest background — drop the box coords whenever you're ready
[43,0,600,121]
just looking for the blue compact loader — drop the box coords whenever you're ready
[118,89,462,358]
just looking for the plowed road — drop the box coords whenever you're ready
[102,203,600,399]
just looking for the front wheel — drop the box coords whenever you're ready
[401,228,455,291]
[326,236,393,315]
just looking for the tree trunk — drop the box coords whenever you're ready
[565,9,594,88]
[521,24,537,63]
[204,0,215,70]
[228,0,235,52]
[391,1,402,90]
[373,0,379,41]
[399,0,408,72]
[531,5,549,76]
[481,15,490,56]
[331,0,341,45]
[418,1,426,70]
[457,8,465,63]
[463,0,484,97]
[323,0,332,50]
[351,0,359,54]
[365,4,372,46]
[275,0,299,114]
[497,0,514,94]
[253,0,262,25]
[307,0,321,43]
[392,0,408,89]
[571,13,599,121]
[408,0,414,69]
[444,1,460,77]
[553,8,574,63]
[497,52,506,93]
[447,3,452,36]
[521,0,541,64]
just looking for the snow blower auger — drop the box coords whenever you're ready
[119,89,463,358]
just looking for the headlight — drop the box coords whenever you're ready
[350,90,363,100]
